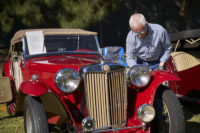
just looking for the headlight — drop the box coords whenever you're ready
[129,65,150,88]
[55,68,80,94]
[82,117,95,132]
[137,104,155,123]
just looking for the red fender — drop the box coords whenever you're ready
[135,70,179,110]
[20,81,49,96]
[127,70,180,128]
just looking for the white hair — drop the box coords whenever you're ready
[129,13,146,28]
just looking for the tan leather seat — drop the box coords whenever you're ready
[171,52,200,72]
[13,57,23,91]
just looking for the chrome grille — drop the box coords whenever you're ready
[84,70,127,129]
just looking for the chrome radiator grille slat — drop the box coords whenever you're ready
[85,70,127,129]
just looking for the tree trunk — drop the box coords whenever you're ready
[179,0,189,30]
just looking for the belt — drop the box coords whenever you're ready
[137,57,160,64]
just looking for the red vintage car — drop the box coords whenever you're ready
[166,29,200,104]
[0,29,184,133]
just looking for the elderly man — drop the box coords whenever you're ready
[126,13,172,70]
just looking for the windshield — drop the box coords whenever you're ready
[25,34,100,56]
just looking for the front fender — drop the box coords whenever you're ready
[20,81,49,96]
[130,70,179,114]
[151,70,180,87]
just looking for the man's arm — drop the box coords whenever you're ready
[159,29,172,67]
[126,33,137,67]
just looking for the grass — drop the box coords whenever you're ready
[0,105,24,133]
[182,101,200,133]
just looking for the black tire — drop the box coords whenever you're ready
[24,96,49,133]
[151,87,185,133]
[170,29,200,42]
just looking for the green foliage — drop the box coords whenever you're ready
[0,0,123,34]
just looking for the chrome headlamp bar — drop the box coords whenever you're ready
[79,62,125,75]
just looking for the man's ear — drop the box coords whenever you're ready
[130,26,134,31]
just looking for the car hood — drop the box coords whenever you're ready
[26,55,102,73]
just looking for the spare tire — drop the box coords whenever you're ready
[169,29,200,42]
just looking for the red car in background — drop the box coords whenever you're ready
[0,29,184,133]
[166,29,200,104]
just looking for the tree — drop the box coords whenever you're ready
[179,0,189,30]
[0,0,122,46]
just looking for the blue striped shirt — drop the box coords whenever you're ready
[126,23,172,67]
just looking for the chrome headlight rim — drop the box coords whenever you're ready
[55,68,80,94]
[81,117,96,132]
[129,65,150,88]
[137,104,156,123]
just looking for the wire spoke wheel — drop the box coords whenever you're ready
[159,101,170,133]
[151,87,185,133]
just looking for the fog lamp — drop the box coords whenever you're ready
[82,117,95,132]
[137,104,155,123]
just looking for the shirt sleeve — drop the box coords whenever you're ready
[126,32,137,67]
[160,29,172,63]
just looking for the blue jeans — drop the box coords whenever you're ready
[136,58,160,70]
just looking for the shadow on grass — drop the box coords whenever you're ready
[181,101,200,133]
[185,121,200,133]
[0,115,14,121]
[181,101,200,120]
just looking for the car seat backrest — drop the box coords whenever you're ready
[171,52,200,72]
[13,56,23,91]
[102,46,127,66]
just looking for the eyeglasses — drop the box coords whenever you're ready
[134,26,146,36]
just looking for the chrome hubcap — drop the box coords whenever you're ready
[160,101,171,133]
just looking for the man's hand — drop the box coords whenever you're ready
[159,61,165,70]
[159,66,164,70]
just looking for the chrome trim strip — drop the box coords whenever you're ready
[124,69,128,125]
[79,62,125,75]
[25,51,100,58]
[95,36,101,54]
[84,124,145,133]
[22,37,26,66]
